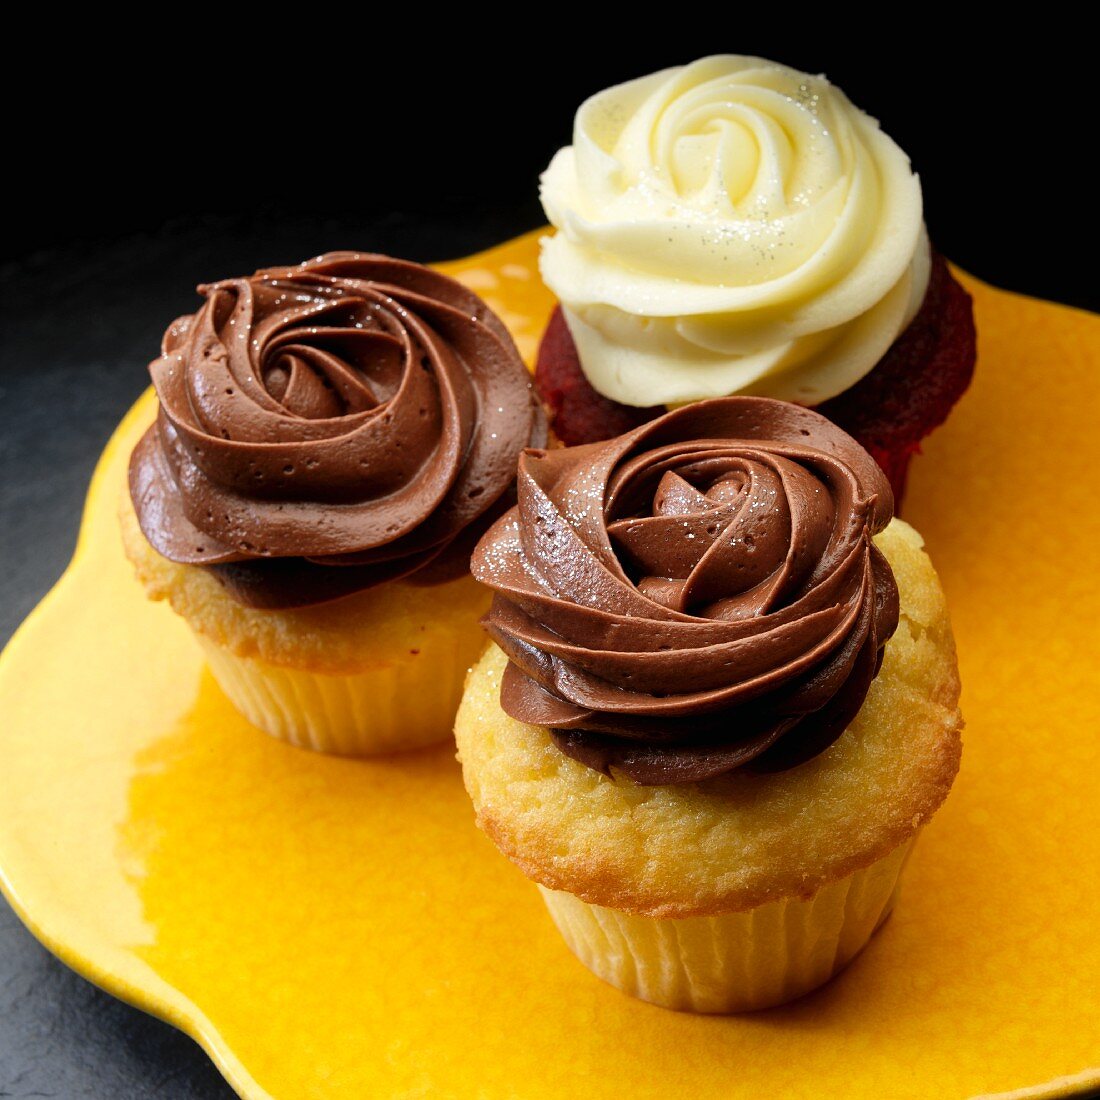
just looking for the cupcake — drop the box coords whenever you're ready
[122,252,545,754]
[456,397,962,1012]
[535,55,976,501]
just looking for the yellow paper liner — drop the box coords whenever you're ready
[195,633,479,756]
[539,836,915,1013]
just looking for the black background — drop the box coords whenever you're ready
[2,32,1097,1098]
[7,37,1099,311]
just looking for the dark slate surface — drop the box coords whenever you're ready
[1,206,1096,1098]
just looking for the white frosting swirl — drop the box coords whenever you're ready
[539,56,930,407]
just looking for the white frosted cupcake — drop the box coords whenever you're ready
[534,56,977,503]
[456,397,962,1011]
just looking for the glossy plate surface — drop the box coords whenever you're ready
[0,232,1097,1100]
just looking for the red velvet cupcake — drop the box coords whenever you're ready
[535,55,976,502]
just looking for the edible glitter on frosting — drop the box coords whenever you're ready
[129,253,546,608]
[539,55,930,408]
[472,397,899,785]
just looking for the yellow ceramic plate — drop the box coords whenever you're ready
[0,232,1097,1100]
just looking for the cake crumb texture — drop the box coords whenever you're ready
[120,486,490,675]
[455,519,962,918]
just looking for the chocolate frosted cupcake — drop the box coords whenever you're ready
[122,252,545,754]
[456,397,962,1011]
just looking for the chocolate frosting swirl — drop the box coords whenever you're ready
[472,398,899,785]
[129,252,546,607]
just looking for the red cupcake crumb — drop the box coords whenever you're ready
[535,307,663,445]
[814,251,977,501]
[534,252,976,504]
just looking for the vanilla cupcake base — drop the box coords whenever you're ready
[456,520,963,1011]
[539,835,914,1013]
[121,487,491,755]
[196,632,475,756]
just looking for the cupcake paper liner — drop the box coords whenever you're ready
[538,835,917,1013]
[196,632,483,756]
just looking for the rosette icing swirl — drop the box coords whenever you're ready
[472,398,898,785]
[540,55,930,408]
[129,253,546,608]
